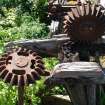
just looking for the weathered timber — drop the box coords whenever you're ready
[5,36,105,58]
[64,81,87,105]
[42,95,72,105]
[47,62,105,105]
[52,34,68,38]
[6,37,69,57]
[52,62,103,80]
[86,84,96,105]
[45,77,65,89]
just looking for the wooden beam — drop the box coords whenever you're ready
[6,37,70,57]
[5,36,105,58]
[52,62,103,79]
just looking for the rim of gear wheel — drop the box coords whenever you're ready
[0,47,50,86]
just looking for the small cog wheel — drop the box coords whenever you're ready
[0,47,50,86]
[63,2,105,41]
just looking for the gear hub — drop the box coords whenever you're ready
[0,47,50,86]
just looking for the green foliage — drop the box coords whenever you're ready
[0,0,48,23]
[8,18,49,39]
[0,7,49,41]
[0,7,16,28]
[100,90,105,105]
[44,57,59,70]
[0,0,66,105]
[0,81,17,105]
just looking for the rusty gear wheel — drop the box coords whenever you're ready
[48,4,61,21]
[63,3,105,41]
[0,47,50,86]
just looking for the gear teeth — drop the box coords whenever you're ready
[63,25,67,29]
[26,74,35,84]
[23,48,29,55]
[0,58,6,61]
[64,28,69,33]
[68,12,75,21]
[0,66,6,71]
[0,69,8,79]
[36,59,44,64]
[81,3,86,16]
[19,75,26,86]
[63,24,70,31]
[10,74,15,85]
[91,4,96,16]
[4,73,12,83]
[71,8,80,18]
[0,61,6,66]
[99,10,105,19]
[63,20,67,24]
[64,16,73,23]
[36,63,45,70]
[32,52,37,57]
[35,67,50,76]
[63,20,72,25]
[63,3,105,41]
[2,53,8,58]
[10,75,18,85]
[76,4,82,16]
[35,67,45,75]
[35,56,42,60]
[10,48,16,53]
[0,47,49,86]
[7,50,13,55]
[29,50,33,54]
[17,47,24,54]
[96,5,102,17]
[86,2,91,15]
[43,71,50,76]
[31,71,41,80]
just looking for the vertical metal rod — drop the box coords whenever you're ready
[18,86,24,105]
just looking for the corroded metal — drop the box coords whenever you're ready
[0,47,50,86]
[63,3,105,41]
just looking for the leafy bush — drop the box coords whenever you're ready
[0,7,16,28]
[0,81,17,105]
[0,0,66,105]
[44,57,59,70]
[7,18,49,39]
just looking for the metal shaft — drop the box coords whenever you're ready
[18,86,24,105]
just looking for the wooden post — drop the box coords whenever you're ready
[18,86,24,105]
[49,62,104,105]
[64,80,87,105]
[86,84,96,105]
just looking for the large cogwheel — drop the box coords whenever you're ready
[0,47,50,86]
[63,2,105,41]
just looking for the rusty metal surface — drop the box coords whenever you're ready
[63,3,105,41]
[0,47,49,86]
